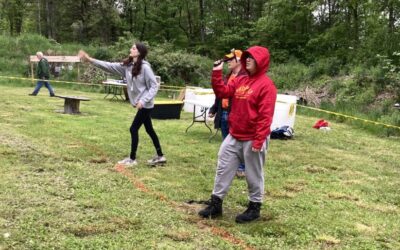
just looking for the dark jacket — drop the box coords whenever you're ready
[209,68,246,129]
[36,58,50,79]
[211,46,277,149]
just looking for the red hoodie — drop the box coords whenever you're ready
[211,46,277,149]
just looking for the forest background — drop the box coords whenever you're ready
[1,0,400,134]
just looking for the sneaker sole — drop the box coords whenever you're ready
[117,162,137,166]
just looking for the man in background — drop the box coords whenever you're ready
[29,51,55,97]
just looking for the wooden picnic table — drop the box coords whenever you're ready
[55,95,90,114]
[102,80,127,100]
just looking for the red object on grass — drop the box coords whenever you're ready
[313,119,329,129]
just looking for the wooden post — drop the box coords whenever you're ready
[55,95,90,114]
[64,99,80,114]
[30,63,34,84]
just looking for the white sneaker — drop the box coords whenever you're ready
[118,157,137,166]
[147,155,167,166]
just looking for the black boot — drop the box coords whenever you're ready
[198,195,223,219]
[235,201,261,223]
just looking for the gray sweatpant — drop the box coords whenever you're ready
[212,134,269,203]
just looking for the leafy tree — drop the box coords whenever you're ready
[254,0,314,62]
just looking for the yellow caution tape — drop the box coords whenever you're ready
[0,75,186,90]
[276,100,400,130]
[159,85,186,89]
[0,75,102,86]
[2,75,399,130]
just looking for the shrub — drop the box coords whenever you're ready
[148,43,212,86]
[308,57,342,80]
[378,111,400,136]
[269,60,310,90]
[94,47,113,61]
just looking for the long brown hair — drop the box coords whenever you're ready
[122,42,148,77]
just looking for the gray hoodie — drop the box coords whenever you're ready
[93,59,159,109]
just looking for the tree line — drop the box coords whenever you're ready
[1,0,399,66]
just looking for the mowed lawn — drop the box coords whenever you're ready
[0,84,399,249]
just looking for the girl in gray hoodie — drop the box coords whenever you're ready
[78,42,166,166]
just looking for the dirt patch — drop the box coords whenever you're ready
[305,165,328,174]
[267,190,296,199]
[284,180,308,193]
[89,156,108,163]
[355,223,376,234]
[285,85,333,107]
[165,230,193,242]
[367,91,398,110]
[316,234,341,246]
[327,192,359,201]
[356,201,398,213]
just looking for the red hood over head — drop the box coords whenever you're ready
[241,46,270,77]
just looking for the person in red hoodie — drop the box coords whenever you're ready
[198,46,277,223]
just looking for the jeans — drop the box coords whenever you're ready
[32,80,55,96]
[221,110,229,139]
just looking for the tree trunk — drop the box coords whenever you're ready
[13,0,24,35]
[140,0,147,41]
[80,0,88,42]
[129,0,134,33]
[37,0,41,34]
[199,0,205,42]
[45,0,54,39]
[352,1,359,46]
[388,0,395,35]
[186,1,193,44]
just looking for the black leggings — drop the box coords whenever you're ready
[130,108,163,160]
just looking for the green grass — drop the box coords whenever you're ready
[0,84,399,249]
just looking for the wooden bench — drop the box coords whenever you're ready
[55,95,90,114]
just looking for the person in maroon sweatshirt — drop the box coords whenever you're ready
[198,46,277,223]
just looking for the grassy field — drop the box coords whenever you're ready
[0,83,399,249]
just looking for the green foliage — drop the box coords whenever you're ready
[0,34,53,76]
[150,45,212,86]
[334,79,371,106]
[309,57,342,79]
[93,47,113,61]
[378,111,400,134]
[375,53,400,98]
[254,0,313,63]
[0,0,399,70]
[269,60,311,90]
